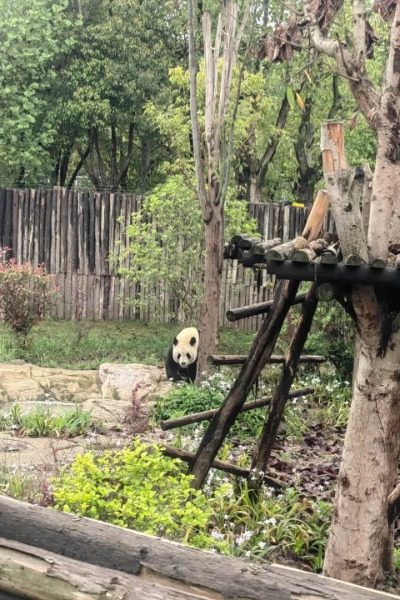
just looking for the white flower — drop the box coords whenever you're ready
[210,530,224,540]
[236,530,253,545]
[258,541,266,549]
[263,517,277,526]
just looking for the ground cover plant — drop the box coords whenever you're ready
[52,438,331,570]
[0,404,98,438]
[0,320,255,370]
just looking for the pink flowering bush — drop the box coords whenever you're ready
[0,250,58,339]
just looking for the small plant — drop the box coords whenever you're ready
[52,440,215,548]
[208,481,332,572]
[0,404,96,438]
[0,251,58,341]
[0,467,53,505]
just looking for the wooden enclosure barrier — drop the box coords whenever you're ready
[0,188,333,326]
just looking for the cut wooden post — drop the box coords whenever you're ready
[291,248,316,263]
[266,236,308,261]
[160,387,313,430]
[251,283,319,477]
[302,189,330,241]
[321,121,368,262]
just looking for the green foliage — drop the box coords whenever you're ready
[53,440,214,547]
[0,404,97,437]
[116,174,257,322]
[305,302,354,381]
[0,256,58,339]
[0,467,52,505]
[155,373,269,440]
[0,0,74,182]
[208,482,332,571]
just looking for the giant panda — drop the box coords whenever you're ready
[165,327,199,383]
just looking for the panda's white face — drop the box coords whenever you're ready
[172,329,199,368]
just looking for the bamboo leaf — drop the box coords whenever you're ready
[286,86,295,109]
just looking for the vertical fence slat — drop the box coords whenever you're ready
[0,188,321,327]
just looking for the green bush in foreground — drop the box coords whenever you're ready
[53,440,214,547]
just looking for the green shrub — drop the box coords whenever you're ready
[53,440,215,547]
[0,255,58,339]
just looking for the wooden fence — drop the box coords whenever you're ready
[0,187,320,328]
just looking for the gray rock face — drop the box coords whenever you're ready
[98,363,170,403]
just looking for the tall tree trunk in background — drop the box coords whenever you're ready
[188,0,251,378]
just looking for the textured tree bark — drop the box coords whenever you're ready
[197,207,224,377]
[320,120,400,584]
[324,330,400,584]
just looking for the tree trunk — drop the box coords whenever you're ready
[197,205,224,378]
[324,326,400,584]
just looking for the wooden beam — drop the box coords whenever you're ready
[160,387,313,430]
[209,354,325,366]
[189,279,300,489]
[160,445,282,488]
[0,497,397,600]
[226,293,306,321]
[267,261,400,288]
[251,284,319,476]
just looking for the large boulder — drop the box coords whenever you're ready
[98,363,170,404]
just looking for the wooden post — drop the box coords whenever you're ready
[302,189,330,241]
[189,278,300,489]
[250,284,319,477]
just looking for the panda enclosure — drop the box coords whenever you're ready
[0,186,320,328]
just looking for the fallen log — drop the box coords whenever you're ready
[209,354,325,366]
[160,386,313,430]
[0,497,396,600]
[0,537,199,600]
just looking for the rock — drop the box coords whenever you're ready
[98,363,168,404]
[0,363,98,404]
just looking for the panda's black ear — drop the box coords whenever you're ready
[173,337,178,345]
[190,336,197,346]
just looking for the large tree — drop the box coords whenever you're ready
[301,0,400,586]
[188,0,254,376]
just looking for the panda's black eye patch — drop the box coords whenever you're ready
[186,353,191,359]
[177,353,181,359]
[190,336,196,346]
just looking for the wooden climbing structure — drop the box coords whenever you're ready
[161,120,400,492]
[161,189,331,490]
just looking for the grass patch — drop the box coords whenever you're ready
[0,321,255,370]
[0,404,98,438]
